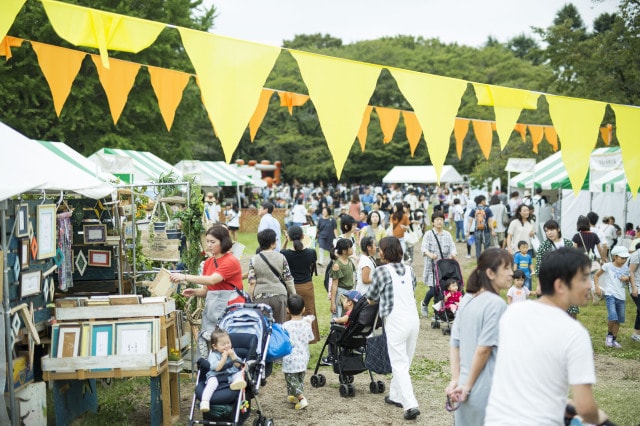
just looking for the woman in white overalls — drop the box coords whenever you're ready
[366,236,421,421]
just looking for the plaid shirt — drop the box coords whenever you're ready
[365,263,416,318]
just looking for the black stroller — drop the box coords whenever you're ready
[430,258,464,335]
[310,297,386,398]
[189,303,274,426]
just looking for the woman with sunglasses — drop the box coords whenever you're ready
[446,248,513,425]
[170,224,244,331]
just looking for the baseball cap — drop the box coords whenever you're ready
[341,290,361,303]
[611,246,630,258]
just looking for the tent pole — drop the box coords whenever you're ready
[1,201,18,426]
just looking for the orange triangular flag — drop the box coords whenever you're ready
[0,36,23,61]
[357,105,373,152]
[529,125,544,154]
[249,89,274,142]
[544,126,558,151]
[278,91,309,115]
[472,120,493,159]
[599,124,612,146]
[147,65,190,131]
[32,42,85,117]
[514,123,527,142]
[90,55,140,124]
[454,118,470,160]
[375,106,401,144]
[402,111,422,157]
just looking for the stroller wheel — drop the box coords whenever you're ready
[435,322,441,329]
[442,328,450,335]
[253,418,263,426]
[376,381,385,393]
[430,321,436,329]
[347,375,354,384]
[347,384,355,397]
[319,375,326,386]
[369,381,378,394]
[311,375,320,387]
[339,375,346,384]
[264,419,274,426]
[339,384,348,397]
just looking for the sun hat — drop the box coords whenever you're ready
[611,246,630,258]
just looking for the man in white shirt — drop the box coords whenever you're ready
[203,192,220,228]
[258,201,282,251]
[485,247,610,426]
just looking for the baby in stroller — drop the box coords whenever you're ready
[430,258,464,335]
[200,329,247,413]
[442,279,462,314]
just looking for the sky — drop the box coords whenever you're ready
[200,0,619,48]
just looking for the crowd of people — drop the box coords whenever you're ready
[170,182,638,424]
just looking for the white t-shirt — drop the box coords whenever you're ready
[485,301,596,426]
[356,255,376,295]
[507,285,530,303]
[291,204,307,223]
[599,262,630,300]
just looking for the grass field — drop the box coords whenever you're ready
[49,232,640,425]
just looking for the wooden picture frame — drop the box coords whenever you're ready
[36,204,56,259]
[83,224,107,244]
[115,321,153,355]
[57,325,81,358]
[20,270,42,298]
[88,249,111,267]
[16,204,29,237]
[20,239,30,270]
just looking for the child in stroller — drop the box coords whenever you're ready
[200,329,247,413]
[189,303,274,426]
[310,295,385,398]
[430,258,464,335]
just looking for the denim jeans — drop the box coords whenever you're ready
[474,230,492,260]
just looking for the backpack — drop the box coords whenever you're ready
[323,260,334,292]
[474,207,487,231]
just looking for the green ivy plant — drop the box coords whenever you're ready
[173,175,205,276]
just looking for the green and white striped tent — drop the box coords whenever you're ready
[89,148,182,185]
[509,147,621,191]
[174,160,253,187]
[591,170,634,193]
[38,141,117,184]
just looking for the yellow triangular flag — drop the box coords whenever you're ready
[0,0,26,43]
[402,111,422,157]
[179,28,281,162]
[357,106,374,152]
[473,83,539,150]
[390,69,467,180]
[147,65,191,131]
[249,89,275,142]
[41,0,165,69]
[32,42,85,117]
[91,55,140,124]
[546,95,606,193]
[290,51,381,178]
[375,106,401,144]
[610,104,640,196]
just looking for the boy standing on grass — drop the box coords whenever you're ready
[594,245,631,349]
[282,295,314,410]
[513,241,534,291]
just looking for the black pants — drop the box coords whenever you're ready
[422,286,435,307]
[632,294,640,330]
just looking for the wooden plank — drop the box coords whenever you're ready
[56,299,175,320]
[41,347,168,373]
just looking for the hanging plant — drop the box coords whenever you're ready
[173,176,206,275]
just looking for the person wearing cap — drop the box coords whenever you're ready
[203,192,220,228]
[594,245,631,348]
[331,290,361,327]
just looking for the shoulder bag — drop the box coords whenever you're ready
[258,252,288,287]
[364,315,392,374]
[578,232,600,272]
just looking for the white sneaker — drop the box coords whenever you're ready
[420,303,429,317]
[605,335,614,348]
[631,334,640,343]
[230,378,246,390]
[200,400,210,412]
[465,254,471,259]
[287,395,298,404]
[612,339,622,349]
[295,397,308,410]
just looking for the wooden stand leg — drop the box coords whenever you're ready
[53,379,98,425]
[169,372,180,419]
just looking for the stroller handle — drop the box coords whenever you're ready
[223,302,275,322]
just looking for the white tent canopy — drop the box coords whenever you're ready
[90,148,182,185]
[174,160,252,187]
[382,165,464,184]
[0,122,114,200]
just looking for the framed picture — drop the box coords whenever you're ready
[57,325,81,358]
[37,204,56,259]
[83,224,107,244]
[91,323,114,357]
[20,270,42,298]
[16,204,29,237]
[115,321,153,355]
[20,239,30,270]
[88,249,111,267]
[123,221,133,239]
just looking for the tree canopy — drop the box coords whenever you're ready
[0,1,631,186]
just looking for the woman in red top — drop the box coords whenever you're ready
[170,224,243,330]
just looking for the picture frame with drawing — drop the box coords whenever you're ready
[83,224,107,244]
[36,204,56,259]
[20,270,41,298]
[115,321,154,355]
[88,249,111,267]
[16,204,29,237]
